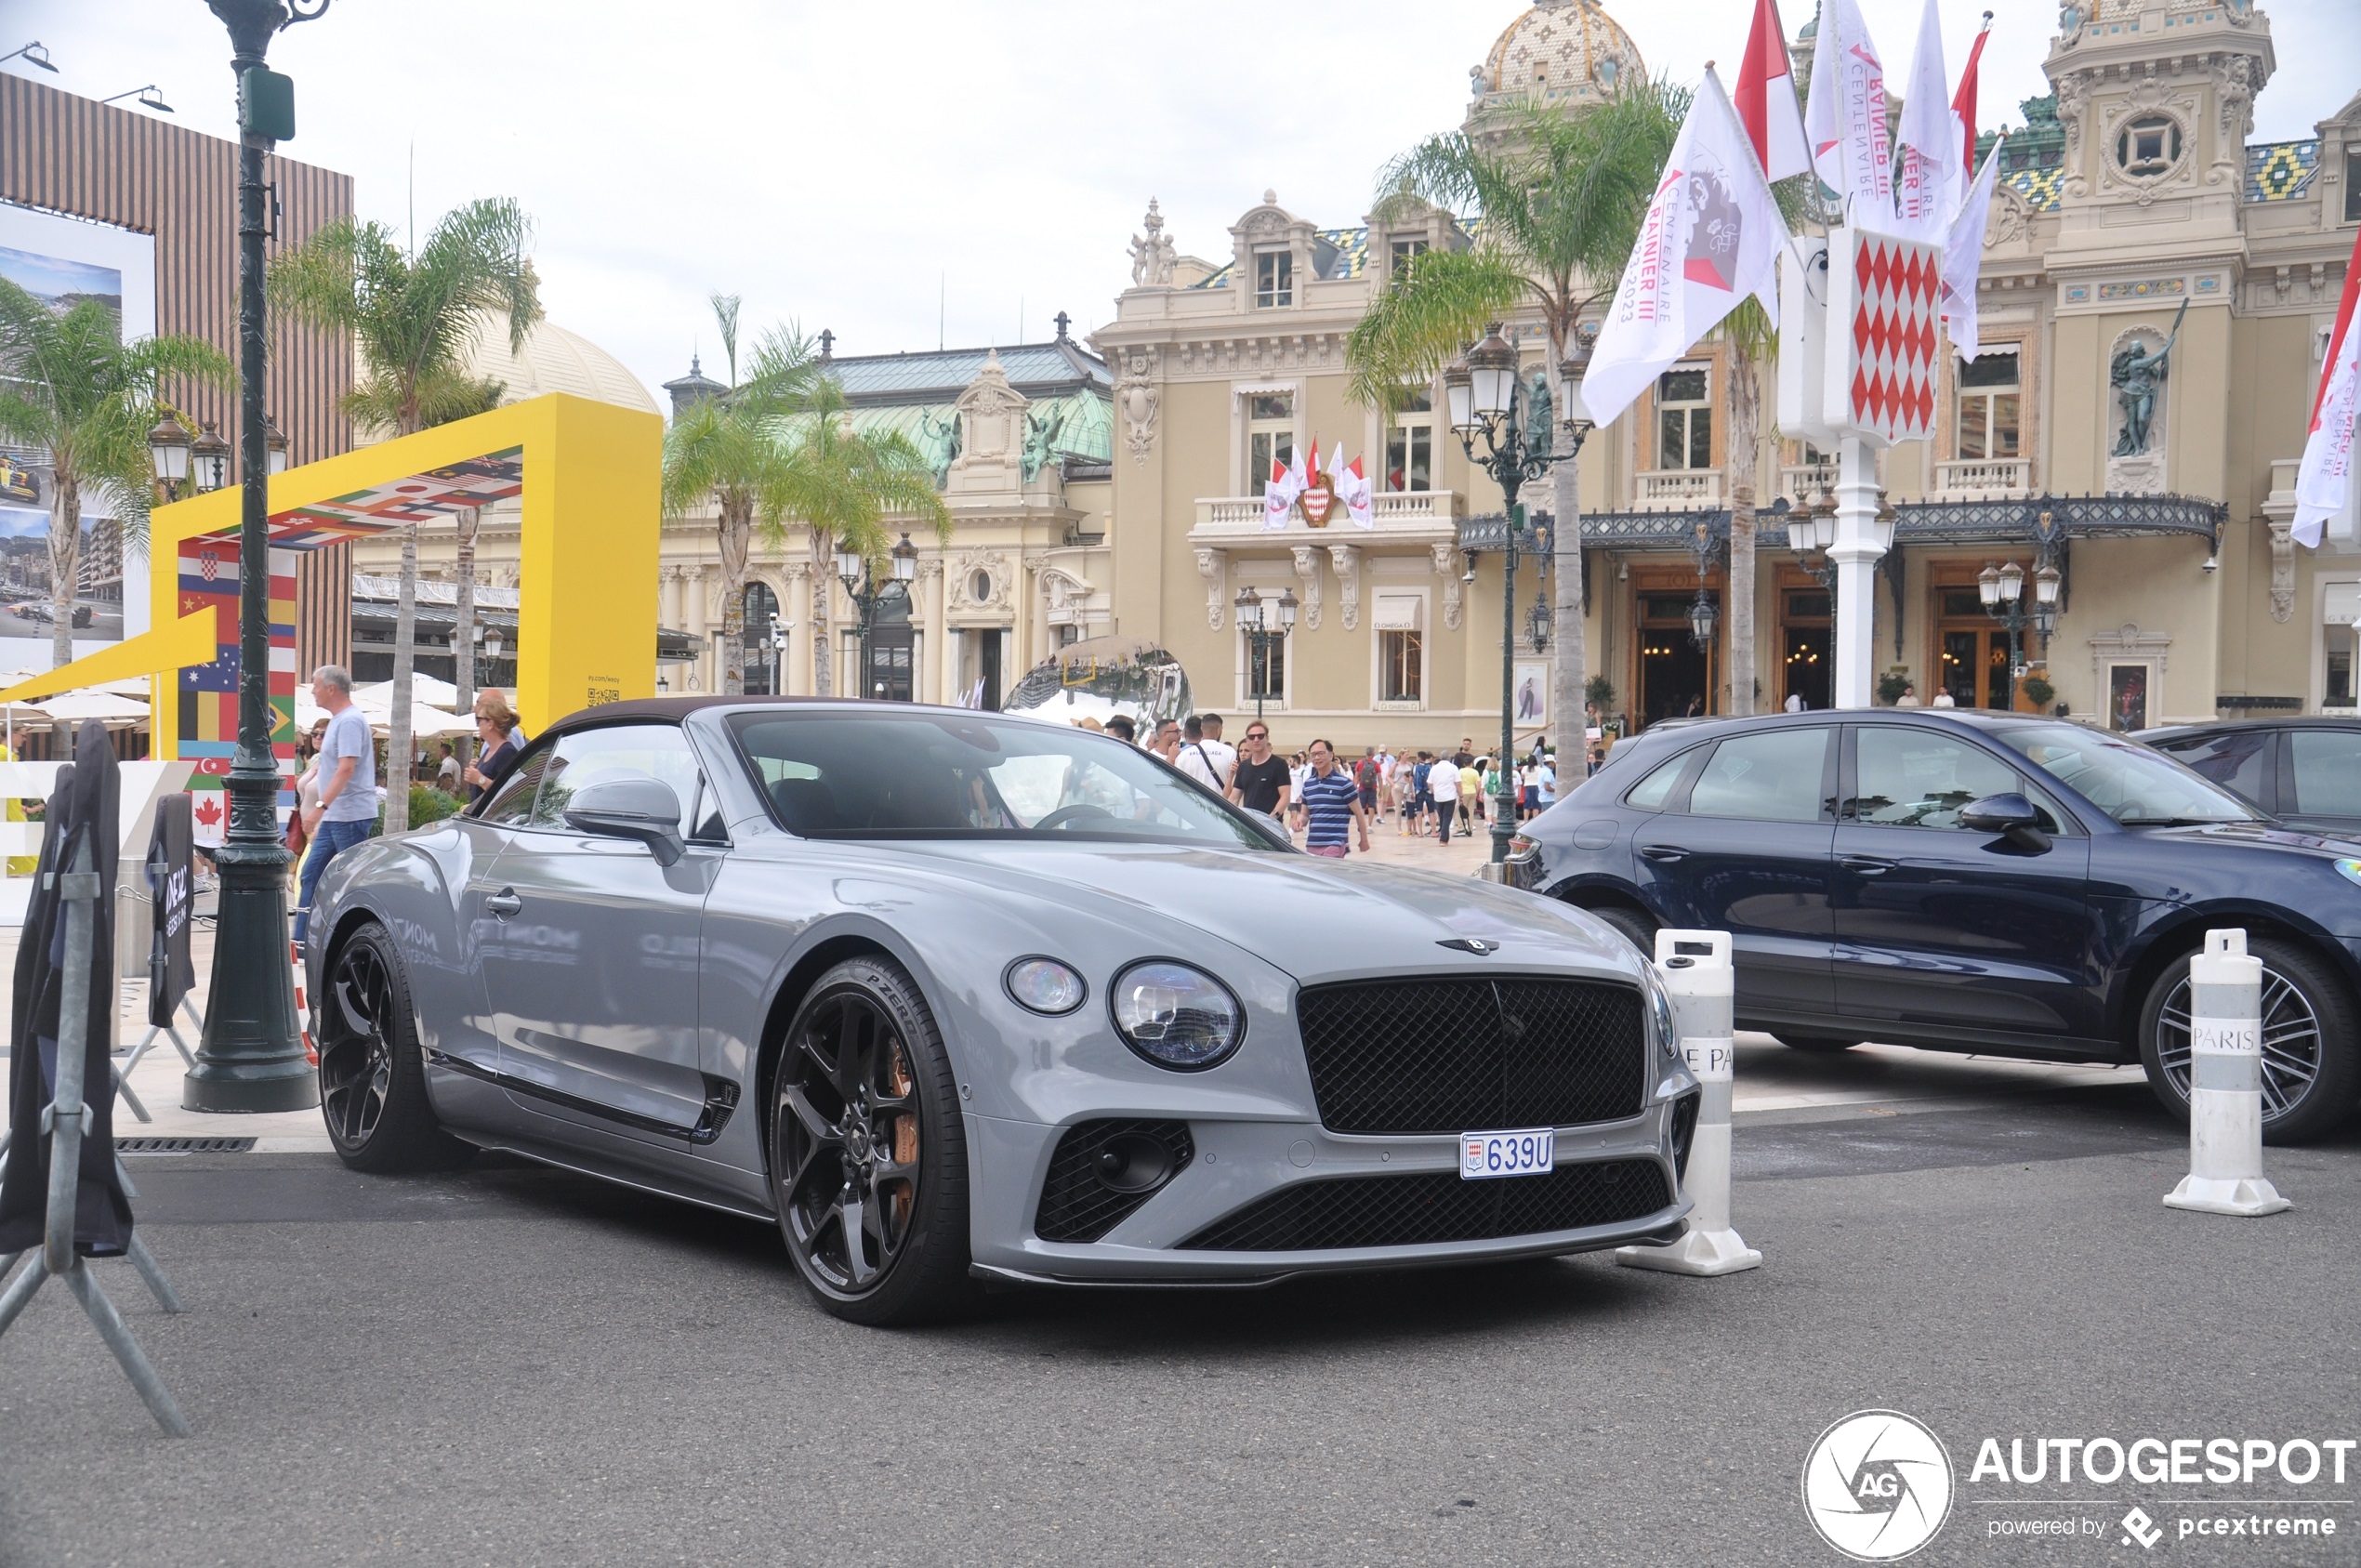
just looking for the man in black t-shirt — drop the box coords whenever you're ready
[1227,719,1293,818]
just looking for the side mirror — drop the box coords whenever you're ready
[561,777,687,866]
[1959,792,2050,851]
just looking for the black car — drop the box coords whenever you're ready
[1509,709,2361,1140]
[2138,717,2361,837]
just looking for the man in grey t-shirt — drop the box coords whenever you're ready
[297,664,378,941]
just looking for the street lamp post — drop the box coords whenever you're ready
[1977,555,2060,711]
[1446,324,1578,867]
[836,533,918,699]
[185,0,332,1114]
[1231,586,1299,724]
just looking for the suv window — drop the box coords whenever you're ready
[2151,729,2272,809]
[531,723,705,835]
[1849,729,2022,830]
[478,743,552,825]
[1687,728,1829,822]
[1624,750,1695,810]
[2289,729,2361,818]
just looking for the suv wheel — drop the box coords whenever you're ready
[1585,904,1657,961]
[2138,936,2359,1144]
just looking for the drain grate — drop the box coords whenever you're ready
[117,1137,256,1154]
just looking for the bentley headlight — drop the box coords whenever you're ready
[1110,961,1243,1071]
[1642,962,1680,1065]
[1004,956,1087,1016]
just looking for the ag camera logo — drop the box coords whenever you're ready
[1802,1410,1955,1561]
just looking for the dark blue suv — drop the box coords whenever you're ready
[1508,709,2361,1141]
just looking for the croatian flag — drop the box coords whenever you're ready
[1582,68,1787,428]
[2294,224,2361,548]
[1803,0,1893,220]
[1733,0,1811,181]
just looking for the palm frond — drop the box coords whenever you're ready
[1345,248,1526,412]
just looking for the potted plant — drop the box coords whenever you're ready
[2022,675,2056,711]
[1876,672,1912,706]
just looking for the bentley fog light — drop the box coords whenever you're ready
[1005,956,1088,1016]
[1110,961,1243,1070]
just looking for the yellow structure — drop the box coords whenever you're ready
[134,391,659,756]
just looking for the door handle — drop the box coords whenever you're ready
[1639,845,1689,863]
[1839,854,1897,875]
[483,889,522,917]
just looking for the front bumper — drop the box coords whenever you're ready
[964,1089,1694,1285]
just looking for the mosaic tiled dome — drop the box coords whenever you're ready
[1476,0,1646,111]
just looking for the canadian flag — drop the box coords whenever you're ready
[1953,15,1991,178]
[1892,0,1956,241]
[1337,455,1375,529]
[1733,0,1810,181]
[2293,225,2361,548]
[1583,68,1787,429]
[1803,0,1893,220]
[1263,446,1305,528]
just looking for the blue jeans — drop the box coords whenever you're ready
[295,817,373,942]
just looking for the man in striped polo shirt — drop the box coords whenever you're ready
[1290,738,1371,859]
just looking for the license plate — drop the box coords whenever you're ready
[1459,1127,1555,1180]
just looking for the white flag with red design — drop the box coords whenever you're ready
[1734,0,1810,181]
[1337,455,1375,529]
[1892,0,1956,241]
[1803,0,1893,220]
[1582,69,1787,429]
[1263,445,1304,528]
[2294,225,2361,548]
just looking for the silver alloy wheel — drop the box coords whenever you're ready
[2152,963,2323,1124]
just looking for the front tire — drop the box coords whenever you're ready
[2139,936,2358,1144]
[771,956,973,1325]
[319,923,471,1172]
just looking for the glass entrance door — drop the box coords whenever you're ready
[1779,587,1831,711]
[1936,589,2013,710]
[1636,590,1716,730]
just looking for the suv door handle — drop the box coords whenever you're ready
[1639,845,1689,863]
[1839,854,1897,875]
[483,889,522,917]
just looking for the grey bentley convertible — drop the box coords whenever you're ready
[307,699,1697,1323]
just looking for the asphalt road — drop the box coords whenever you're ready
[2,1083,2356,1568]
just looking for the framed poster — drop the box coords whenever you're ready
[1512,661,1549,730]
[2106,663,2151,732]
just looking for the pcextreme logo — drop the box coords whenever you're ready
[1802,1409,1957,1561]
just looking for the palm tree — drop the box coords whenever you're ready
[661,296,950,697]
[0,280,231,668]
[270,197,539,831]
[1348,84,1687,748]
[1721,298,1774,718]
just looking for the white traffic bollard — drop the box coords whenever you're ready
[2164,929,2290,1217]
[1617,929,1761,1276]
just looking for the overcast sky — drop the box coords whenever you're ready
[9,0,2353,407]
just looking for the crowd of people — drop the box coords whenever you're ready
[1090,708,1563,859]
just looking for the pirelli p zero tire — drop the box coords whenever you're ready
[319,923,473,1172]
[770,956,975,1325]
[2138,936,2360,1146]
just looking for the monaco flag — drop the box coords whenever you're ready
[2294,224,2361,548]
[1953,14,1991,178]
[1583,68,1787,429]
[1803,0,1893,220]
[1893,0,1956,241]
[1734,0,1810,181]
[1943,139,2003,362]
[1337,455,1375,529]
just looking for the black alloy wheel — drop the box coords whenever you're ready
[319,924,470,1172]
[2139,936,2360,1145]
[771,956,971,1324]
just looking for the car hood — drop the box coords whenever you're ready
[2135,821,2361,857]
[878,840,1640,987]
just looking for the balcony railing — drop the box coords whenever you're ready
[1634,470,1722,510]
[1779,462,1835,502]
[1193,489,1461,536]
[1932,458,2033,498]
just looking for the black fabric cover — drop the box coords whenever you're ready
[0,721,131,1257]
[146,792,195,1026]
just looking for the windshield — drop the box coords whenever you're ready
[728,711,1280,849]
[1991,722,2261,825]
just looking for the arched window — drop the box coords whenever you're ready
[742,582,782,694]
